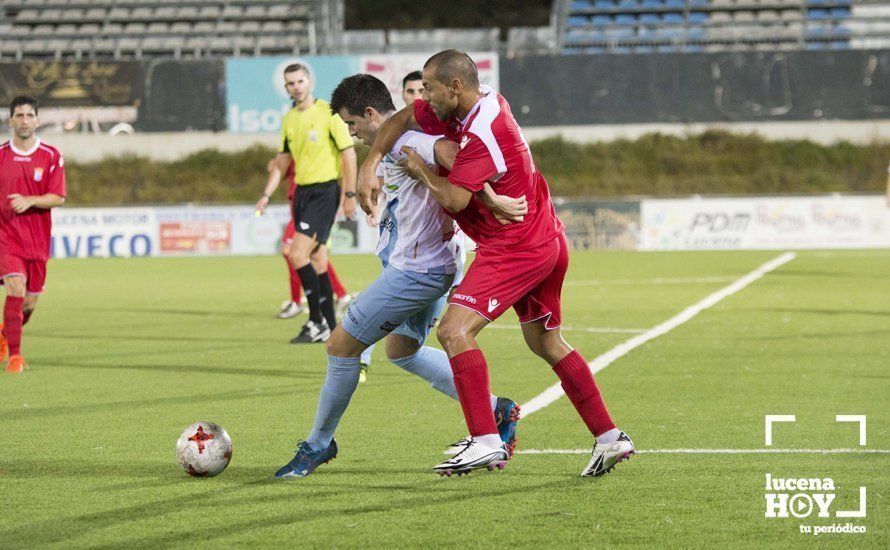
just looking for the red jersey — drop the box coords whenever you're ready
[286,159,297,200]
[0,139,66,260]
[414,86,563,252]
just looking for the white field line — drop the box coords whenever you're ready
[487,325,646,335]
[566,276,736,286]
[520,252,797,417]
[518,448,890,455]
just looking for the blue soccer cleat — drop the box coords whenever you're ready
[495,397,521,457]
[275,440,338,478]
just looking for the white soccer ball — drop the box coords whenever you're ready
[175,421,233,477]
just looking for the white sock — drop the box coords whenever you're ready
[489,395,498,410]
[596,428,621,445]
[474,433,503,449]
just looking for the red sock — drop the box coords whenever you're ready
[285,255,302,303]
[450,349,499,436]
[327,261,347,299]
[552,350,616,436]
[4,296,24,356]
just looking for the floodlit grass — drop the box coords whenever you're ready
[0,250,887,547]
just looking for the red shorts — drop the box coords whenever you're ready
[449,232,569,329]
[0,253,47,295]
[282,219,296,248]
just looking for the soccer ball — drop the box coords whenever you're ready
[175,421,233,477]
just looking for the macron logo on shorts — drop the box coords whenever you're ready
[299,222,310,230]
[452,293,477,305]
[487,298,500,313]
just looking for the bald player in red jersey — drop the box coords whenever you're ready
[0,96,66,373]
[358,50,634,477]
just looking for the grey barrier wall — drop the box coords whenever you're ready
[0,59,224,133]
[500,50,890,126]
[138,59,226,132]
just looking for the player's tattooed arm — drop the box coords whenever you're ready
[358,106,420,216]
[8,193,64,213]
[477,183,528,225]
[400,146,471,213]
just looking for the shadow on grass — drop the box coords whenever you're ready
[0,456,585,547]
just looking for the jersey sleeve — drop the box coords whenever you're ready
[446,133,497,193]
[414,100,448,135]
[329,113,354,151]
[46,153,66,197]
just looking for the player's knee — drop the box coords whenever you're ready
[289,248,309,269]
[385,337,420,361]
[436,321,466,353]
[4,277,26,297]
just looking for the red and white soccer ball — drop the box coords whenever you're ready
[175,421,233,477]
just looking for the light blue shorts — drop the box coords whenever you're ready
[342,265,455,346]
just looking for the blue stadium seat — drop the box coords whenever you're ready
[615,14,637,25]
[618,0,637,8]
[592,15,612,25]
[829,8,850,19]
[635,45,655,53]
[688,12,708,23]
[688,0,708,7]
[639,13,660,23]
[685,44,704,52]
[658,27,682,39]
[664,0,685,7]
[831,25,850,37]
[663,12,684,23]
[806,0,826,4]
[594,0,616,8]
[805,24,829,37]
[571,0,593,10]
[569,15,589,26]
[807,9,829,19]
[686,26,707,40]
[642,0,661,8]
[829,40,850,49]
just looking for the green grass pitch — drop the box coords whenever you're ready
[1,249,887,547]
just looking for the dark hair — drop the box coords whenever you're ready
[402,70,422,88]
[9,95,38,117]
[283,63,309,76]
[330,74,396,117]
[423,49,479,88]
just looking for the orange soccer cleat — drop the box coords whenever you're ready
[6,354,26,373]
[0,323,7,360]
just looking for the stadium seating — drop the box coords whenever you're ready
[0,0,888,59]
[0,0,325,60]
[558,0,890,54]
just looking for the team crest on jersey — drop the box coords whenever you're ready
[33,167,44,181]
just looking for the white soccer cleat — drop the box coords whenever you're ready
[443,437,472,455]
[277,300,304,319]
[434,439,508,477]
[580,431,635,477]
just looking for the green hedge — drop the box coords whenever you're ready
[63,131,889,205]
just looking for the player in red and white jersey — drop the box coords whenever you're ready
[0,96,66,373]
[358,50,634,477]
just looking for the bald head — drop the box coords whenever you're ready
[424,49,479,89]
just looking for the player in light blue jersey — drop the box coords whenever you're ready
[275,74,528,478]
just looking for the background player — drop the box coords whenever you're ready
[358,50,634,477]
[274,74,522,478]
[0,96,66,373]
[256,63,357,343]
[402,70,424,105]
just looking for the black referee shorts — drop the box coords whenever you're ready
[292,179,340,245]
